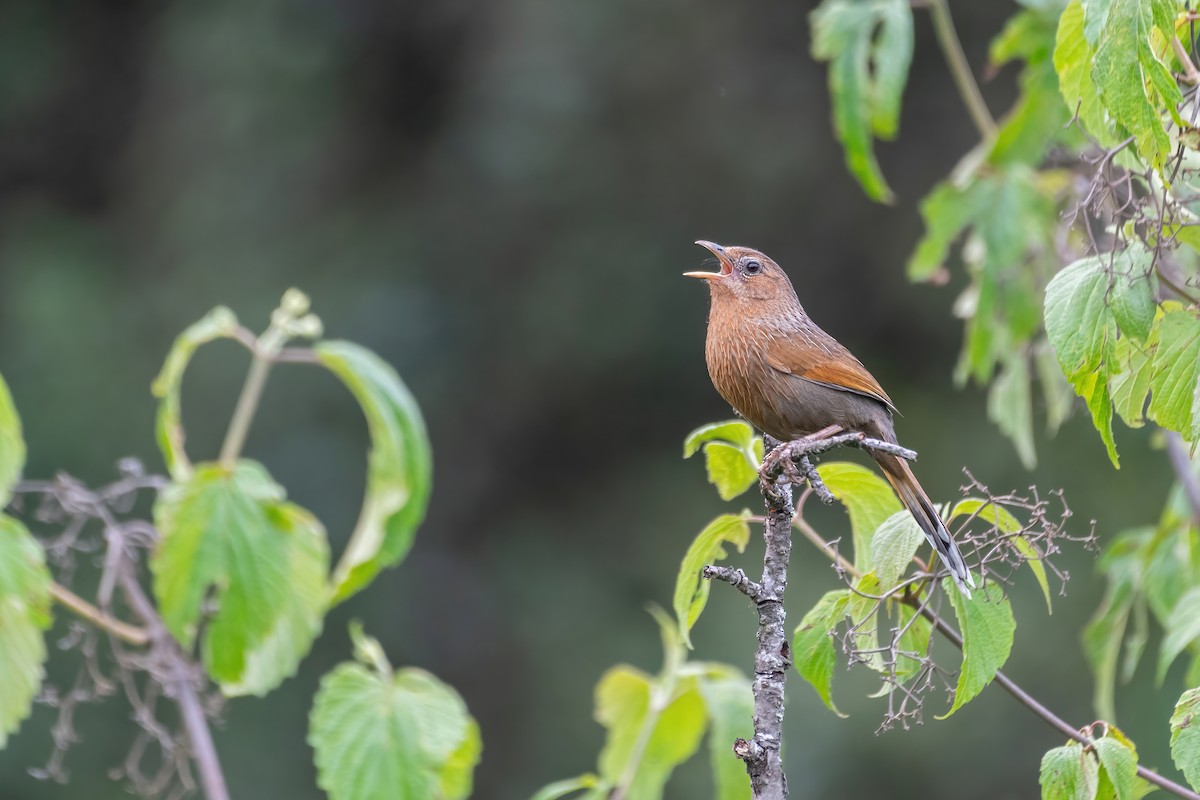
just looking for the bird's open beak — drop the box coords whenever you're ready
[684,240,733,280]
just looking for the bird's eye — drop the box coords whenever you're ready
[743,260,762,275]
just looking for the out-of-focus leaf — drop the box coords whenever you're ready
[1158,586,1200,683]
[810,0,913,202]
[0,372,24,508]
[149,306,239,480]
[818,462,901,572]
[595,667,707,797]
[1148,309,1200,442]
[1171,688,1200,791]
[1092,0,1182,171]
[989,351,1037,468]
[1040,743,1099,800]
[1035,339,1074,433]
[1109,246,1157,344]
[317,341,433,605]
[870,509,923,591]
[152,461,329,696]
[674,513,752,648]
[1054,0,1112,145]
[793,589,851,716]
[309,627,480,800]
[938,578,1015,718]
[529,776,602,800]
[0,515,51,748]
[683,420,755,457]
[695,664,753,800]
[908,179,990,282]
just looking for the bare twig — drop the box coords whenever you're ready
[1166,432,1200,524]
[49,582,149,646]
[926,0,997,139]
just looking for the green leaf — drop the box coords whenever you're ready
[1055,0,1113,145]
[0,372,24,508]
[674,513,752,648]
[1148,309,1200,441]
[595,666,707,797]
[1109,247,1157,344]
[1044,255,1120,465]
[1111,332,1156,428]
[989,351,1037,468]
[810,0,914,202]
[1170,687,1200,790]
[1035,339,1074,434]
[1092,0,1183,171]
[317,341,433,605]
[1158,586,1200,683]
[310,629,480,800]
[150,306,239,481]
[1041,743,1100,800]
[0,515,51,748]
[703,442,760,501]
[1083,529,1152,721]
[938,578,1016,718]
[908,179,989,282]
[683,420,755,457]
[817,462,902,572]
[793,590,851,716]
[530,776,602,800]
[152,461,329,696]
[991,11,1072,167]
[1093,736,1138,800]
[950,498,1052,612]
[870,509,924,591]
[696,666,753,800]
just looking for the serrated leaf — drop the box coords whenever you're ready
[1094,736,1138,800]
[152,461,329,696]
[1111,332,1156,428]
[310,635,480,800]
[793,589,851,716]
[1158,586,1200,683]
[683,420,755,457]
[938,578,1015,718]
[318,341,433,605]
[674,513,752,648]
[0,515,52,748]
[703,442,760,501]
[1092,0,1183,171]
[1171,688,1200,791]
[1055,0,1113,145]
[150,306,239,481]
[810,0,913,202]
[989,351,1037,468]
[1109,246,1157,344]
[870,510,924,591]
[530,776,603,800]
[0,373,24,509]
[817,462,902,572]
[696,665,753,800]
[595,667,707,797]
[1041,743,1100,800]
[1148,309,1200,441]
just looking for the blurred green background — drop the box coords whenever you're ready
[0,1,1182,798]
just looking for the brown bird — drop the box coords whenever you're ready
[685,241,973,596]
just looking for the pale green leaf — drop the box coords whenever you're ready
[0,373,24,508]
[989,352,1037,468]
[683,420,755,457]
[1171,688,1200,790]
[696,665,753,800]
[1055,0,1112,144]
[0,515,52,748]
[870,510,923,591]
[310,633,480,800]
[595,667,707,797]
[674,513,752,648]
[152,461,329,696]
[1035,339,1074,433]
[1158,586,1200,683]
[150,306,239,481]
[529,776,602,800]
[1082,0,1112,46]
[938,578,1016,718]
[817,462,902,572]
[1093,737,1138,800]
[317,341,433,605]
[1040,743,1100,800]
[951,498,1051,612]
[1092,0,1183,171]
[792,589,851,716]
[908,180,989,281]
[703,442,759,501]
[1111,333,1155,428]
[1148,309,1200,441]
[1109,246,1157,344]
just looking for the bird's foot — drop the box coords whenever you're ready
[758,428,843,503]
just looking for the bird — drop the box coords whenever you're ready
[685,240,974,596]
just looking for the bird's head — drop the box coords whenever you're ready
[685,241,799,307]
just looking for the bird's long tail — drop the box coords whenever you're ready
[874,453,975,597]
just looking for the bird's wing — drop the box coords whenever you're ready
[765,335,898,414]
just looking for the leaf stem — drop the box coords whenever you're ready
[927,0,997,139]
[50,581,149,646]
[218,349,273,468]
